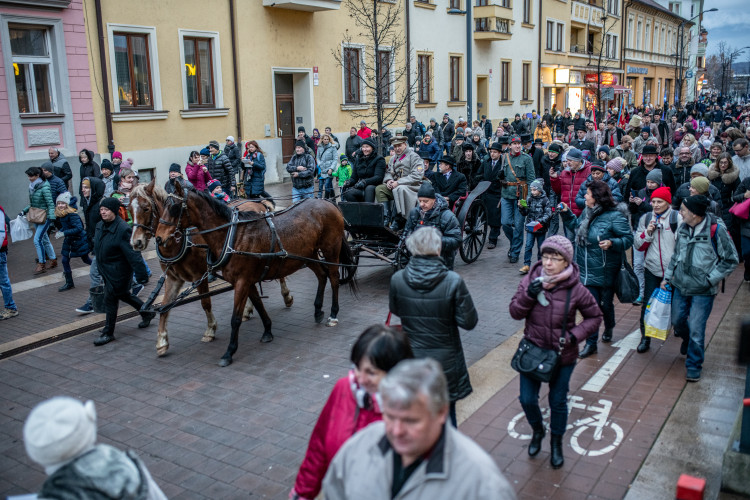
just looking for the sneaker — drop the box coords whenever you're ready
[686,372,701,382]
[632,295,643,306]
[509,257,519,264]
[519,265,530,274]
[132,284,144,297]
[76,301,94,314]
[0,308,19,320]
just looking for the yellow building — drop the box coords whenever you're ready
[622,0,690,107]
[539,0,624,117]
[84,0,408,184]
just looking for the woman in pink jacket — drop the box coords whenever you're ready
[185,150,212,191]
[290,325,413,500]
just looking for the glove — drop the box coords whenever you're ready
[355,180,366,190]
[54,231,65,240]
[526,278,543,299]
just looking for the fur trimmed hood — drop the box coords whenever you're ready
[707,162,740,185]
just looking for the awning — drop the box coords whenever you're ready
[586,83,631,94]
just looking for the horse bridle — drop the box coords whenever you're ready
[131,194,159,237]
[159,192,189,245]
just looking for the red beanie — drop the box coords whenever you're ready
[651,186,672,204]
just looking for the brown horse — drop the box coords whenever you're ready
[129,181,293,357]
[153,180,356,366]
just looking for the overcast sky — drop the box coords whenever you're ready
[701,0,750,58]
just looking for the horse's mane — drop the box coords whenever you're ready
[192,189,235,221]
[131,183,167,205]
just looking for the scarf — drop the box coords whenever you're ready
[541,264,574,290]
[575,204,604,247]
[348,369,382,413]
[29,177,42,196]
[119,180,133,194]
[54,205,78,218]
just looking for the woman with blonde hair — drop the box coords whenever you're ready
[316,133,338,200]
[680,133,703,164]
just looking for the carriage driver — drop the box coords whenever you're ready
[403,182,461,270]
[375,135,424,231]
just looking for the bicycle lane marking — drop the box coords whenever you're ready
[581,329,641,392]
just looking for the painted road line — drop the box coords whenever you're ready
[580,329,641,393]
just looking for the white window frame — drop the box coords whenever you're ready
[177,29,227,118]
[8,25,59,114]
[376,45,395,104]
[341,42,366,106]
[556,22,565,52]
[627,16,634,49]
[546,20,554,50]
[107,23,163,115]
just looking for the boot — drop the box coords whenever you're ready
[93,333,115,346]
[637,337,650,353]
[48,258,58,270]
[380,201,393,226]
[601,328,613,343]
[528,425,545,457]
[138,311,156,329]
[34,261,46,275]
[578,343,597,359]
[550,434,564,469]
[58,272,75,292]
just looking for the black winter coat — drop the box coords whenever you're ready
[79,160,101,193]
[345,135,363,160]
[80,177,105,251]
[433,170,468,207]
[623,163,677,216]
[389,256,478,401]
[59,210,89,259]
[709,164,741,227]
[46,174,68,202]
[224,143,242,175]
[403,195,461,269]
[208,152,235,189]
[541,153,562,195]
[349,152,386,187]
[94,217,148,295]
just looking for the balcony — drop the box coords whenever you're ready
[570,1,603,27]
[262,0,341,12]
[474,16,512,41]
[474,3,512,19]
[570,44,590,55]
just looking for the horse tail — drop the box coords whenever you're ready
[339,234,359,295]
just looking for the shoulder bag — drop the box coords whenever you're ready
[615,256,639,304]
[511,288,571,383]
[27,207,47,224]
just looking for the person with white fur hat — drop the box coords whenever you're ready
[24,396,166,499]
[54,192,91,292]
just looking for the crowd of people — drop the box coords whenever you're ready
[6,97,750,499]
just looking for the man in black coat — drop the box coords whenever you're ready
[571,126,596,158]
[92,197,153,346]
[623,145,677,225]
[341,139,386,202]
[403,183,461,270]
[475,142,506,249]
[224,136,242,176]
[432,156,467,210]
[48,147,73,192]
[345,127,363,160]
[207,140,235,196]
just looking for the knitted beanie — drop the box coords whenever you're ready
[651,186,672,203]
[690,176,710,194]
[540,235,574,264]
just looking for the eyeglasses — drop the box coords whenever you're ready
[734,146,746,152]
[542,255,566,263]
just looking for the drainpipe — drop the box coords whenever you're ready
[466,0,472,123]
[621,1,628,109]
[406,0,411,118]
[537,0,542,112]
[94,0,114,155]
[229,0,242,140]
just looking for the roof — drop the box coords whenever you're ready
[630,0,692,25]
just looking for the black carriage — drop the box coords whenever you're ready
[338,180,491,269]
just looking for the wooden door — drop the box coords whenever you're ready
[276,94,295,162]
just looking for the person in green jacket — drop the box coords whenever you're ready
[332,154,352,199]
[502,135,537,264]
[22,167,56,274]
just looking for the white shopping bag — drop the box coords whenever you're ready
[644,288,672,341]
[10,215,33,242]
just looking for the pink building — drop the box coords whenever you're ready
[0,0,97,211]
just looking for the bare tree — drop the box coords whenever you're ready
[586,12,620,118]
[332,0,417,152]
[704,54,721,90]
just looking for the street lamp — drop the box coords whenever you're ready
[447,6,472,123]
[675,8,717,105]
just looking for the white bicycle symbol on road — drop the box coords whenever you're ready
[507,395,624,457]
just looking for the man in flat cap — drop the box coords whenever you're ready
[375,136,424,230]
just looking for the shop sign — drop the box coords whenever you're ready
[627,66,648,75]
[569,71,583,84]
[585,73,616,85]
[555,68,570,84]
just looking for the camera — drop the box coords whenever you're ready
[557,203,565,211]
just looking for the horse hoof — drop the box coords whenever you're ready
[260,332,274,343]
[200,335,215,343]
[218,357,232,367]
[156,346,168,357]
[314,311,325,324]
[242,315,252,322]
[284,296,294,308]
[326,317,339,327]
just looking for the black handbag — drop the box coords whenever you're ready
[615,257,639,304]
[511,289,571,383]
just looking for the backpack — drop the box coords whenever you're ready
[644,209,679,234]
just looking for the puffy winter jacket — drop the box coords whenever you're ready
[348,152,386,187]
[242,152,267,196]
[59,202,89,259]
[634,207,682,277]
[224,142,242,175]
[509,261,602,366]
[562,204,634,287]
[185,161,212,192]
[551,164,592,217]
[389,255,478,401]
[46,174,68,202]
[574,172,623,209]
[521,192,552,231]
[708,163,741,227]
[316,143,338,179]
[24,180,56,221]
[672,181,722,214]
[207,152,235,190]
[286,151,316,189]
[664,215,738,295]
[403,195,461,269]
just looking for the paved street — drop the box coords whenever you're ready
[0,181,747,499]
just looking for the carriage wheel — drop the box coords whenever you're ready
[459,202,488,263]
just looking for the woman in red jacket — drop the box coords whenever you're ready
[290,325,413,500]
[509,235,602,469]
[185,151,212,192]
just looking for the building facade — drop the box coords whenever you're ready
[539,0,624,118]
[0,0,97,213]
[623,0,689,108]
[408,0,539,132]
